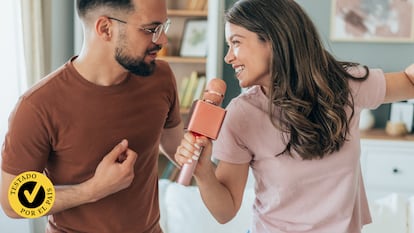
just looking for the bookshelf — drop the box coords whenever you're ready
[160,56,206,64]
[167,9,208,17]
[158,0,224,109]
[157,0,225,182]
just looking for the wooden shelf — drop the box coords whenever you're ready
[180,108,190,114]
[167,9,208,17]
[164,1,210,118]
[158,56,207,64]
[361,128,414,141]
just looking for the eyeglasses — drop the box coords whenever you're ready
[108,17,171,43]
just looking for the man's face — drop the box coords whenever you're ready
[114,0,168,76]
[114,31,160,77]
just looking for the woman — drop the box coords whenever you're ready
[174,0,414,232]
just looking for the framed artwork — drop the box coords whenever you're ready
[330,0,414,42]
[180,19,208,57]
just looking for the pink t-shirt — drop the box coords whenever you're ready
[213,68,386,233]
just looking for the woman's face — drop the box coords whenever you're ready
[224,22,272,93]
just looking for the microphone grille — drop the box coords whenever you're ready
[202,78,226,106]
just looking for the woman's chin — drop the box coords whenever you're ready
[238,80,249,89]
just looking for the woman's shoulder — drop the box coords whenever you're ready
[226,85,269,115]
[348,67,386,109]
[234,86,264,102]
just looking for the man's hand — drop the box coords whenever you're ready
[1,139,138,218]
[86,139,138,202]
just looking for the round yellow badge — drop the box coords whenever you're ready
[8,171,55,218]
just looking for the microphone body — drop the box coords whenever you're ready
[176,78,226,186]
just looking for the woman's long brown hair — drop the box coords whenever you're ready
[225,0,368,159]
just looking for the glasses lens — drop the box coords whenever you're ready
[164,19,171,33]
[152,25,163,42]
[152,19,171,42]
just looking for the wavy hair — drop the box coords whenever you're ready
[225,0,368,159]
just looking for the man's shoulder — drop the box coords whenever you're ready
[22,63,70,101]
[155,59,173,74]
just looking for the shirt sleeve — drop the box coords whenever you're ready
[162,61,182,129]
[1,97,50,175]
[349,68,386,109]
[212,98,252,164]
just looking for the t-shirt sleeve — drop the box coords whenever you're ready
[1,97,50,175]
[349,67,386,109]
[162,62,182,129]
[212,99,252,164]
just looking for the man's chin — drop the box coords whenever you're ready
[129,62,155,77]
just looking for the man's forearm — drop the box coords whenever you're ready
[46,181,96,216]
[1,179,95,218]
[160,122,184,166]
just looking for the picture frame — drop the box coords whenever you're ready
[180,19,208,57]
[330,0,414,43]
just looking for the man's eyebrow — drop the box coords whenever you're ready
[141,21,163,27]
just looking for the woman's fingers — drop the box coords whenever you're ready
[175,134,204,166]
[175,145,194,166]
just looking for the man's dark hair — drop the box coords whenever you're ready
[76,0,135,18]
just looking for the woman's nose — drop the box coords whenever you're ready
[224,48,234,64]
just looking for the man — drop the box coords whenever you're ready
[0,0,183,232]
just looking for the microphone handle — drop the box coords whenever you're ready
[176,145,204,186]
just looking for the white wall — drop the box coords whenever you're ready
[1,1,74,232]
[0,0,33,229]
[49,0,75,71]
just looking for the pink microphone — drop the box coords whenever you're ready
[176,78,227,186]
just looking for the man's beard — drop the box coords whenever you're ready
[115,47,158,77]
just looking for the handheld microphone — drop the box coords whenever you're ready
[176,78,227,186]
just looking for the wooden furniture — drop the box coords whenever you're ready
[161,2,208,81]
[158,0,225,184]
[159,0,224,113]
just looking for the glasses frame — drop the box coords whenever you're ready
[108,17,171,43]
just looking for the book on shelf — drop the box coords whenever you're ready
[180,71,198,108]
[186,0,207,11]
[191,75,206,102]
[178,76,190,103]
[179,71,207,110]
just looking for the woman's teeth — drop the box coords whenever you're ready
[235,66,244,74]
